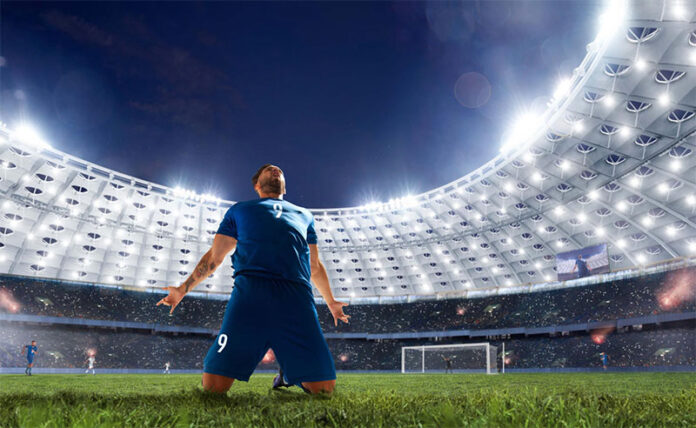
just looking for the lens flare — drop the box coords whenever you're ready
[657,269,696,310]
[86,348,97,357]
[0,288,20,313]
[590,326,615,344]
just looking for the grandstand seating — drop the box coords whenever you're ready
[1,268,693,333]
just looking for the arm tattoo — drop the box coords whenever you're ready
[185,252,217,293]
[183,277,195,293]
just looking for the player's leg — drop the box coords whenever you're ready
[270,281,337,395]
[202,276,272,393]
[301,379,336,394]
[202,373,235,393]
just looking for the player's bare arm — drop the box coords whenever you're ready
[309,243,350,326]
[157,233,237,314]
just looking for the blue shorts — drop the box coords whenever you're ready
[203,275,336,384]
[26,357,34,365]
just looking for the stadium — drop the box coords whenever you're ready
[1,0,695,426]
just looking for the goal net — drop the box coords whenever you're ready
[401,343,498,374]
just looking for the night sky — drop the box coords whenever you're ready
[1,1,601,208]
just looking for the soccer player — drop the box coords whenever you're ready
[599,352,609,371]
[22,340,38,375]
[157,164,350,395]
[85,355,96,375]
[164,362,171,374]
[571,254,591,278]
[442,356,453,374]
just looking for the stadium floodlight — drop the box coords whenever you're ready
[658,93,670,106]
[616,201,627,212]
[13,123,51,149]
[687,195,696,206]
[603,94,616,107]
[670,160,681,171]
[588,190,599,200]
[636,253,646,264]
[629,176,640,187]
[634,58,647,71]
[553,77,572,100]
[500,113,544,153]
[596,0,626,42]
[620,126,631,138]
[597,227,605,236]
[658,183,669,194]
[401,343,499,374]
[616,239,626,248]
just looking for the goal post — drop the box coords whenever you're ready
[401,343,499,374]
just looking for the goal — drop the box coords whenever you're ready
[401,343,499,374]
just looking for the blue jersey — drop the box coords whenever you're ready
[576,259,589,276]
[217,198,317,288]
[26,345,37,359]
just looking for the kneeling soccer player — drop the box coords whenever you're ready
[158,164,350,394]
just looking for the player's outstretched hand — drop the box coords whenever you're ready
[156,286,186,314]
[327,300,350,326]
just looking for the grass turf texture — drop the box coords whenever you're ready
[1,373,695,427]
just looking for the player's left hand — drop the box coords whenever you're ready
[327,300,350,326]
[156,286,186,314]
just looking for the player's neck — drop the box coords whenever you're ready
[258,192,283,200]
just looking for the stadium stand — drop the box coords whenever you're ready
[2,267,693,333]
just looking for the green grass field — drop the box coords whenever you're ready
[1,373,695,427]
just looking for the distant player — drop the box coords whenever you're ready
[442,356,453,374]
[599,352,609,371]
[158,164,350,394]
[164,362,171,374]
[22,340,38,375]
[85,355,96,375]
[572,254,591,278]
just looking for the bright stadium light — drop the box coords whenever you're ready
[620,126,631,138]
[634,58,647,71]
[500,113,544,153]
[13,123,51,149]
[636,253,646,264]
[687,195,696,206]
[616,201,627,212]
[616,239,626,248]
[670,160,682,171]
[553,77,572,100]
[596,0,626,41]
[597,227,605,236]
[658,93,670,106]
[603,94,615,107]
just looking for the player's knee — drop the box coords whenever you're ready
[202,373,235,393]
[302,379,335,394]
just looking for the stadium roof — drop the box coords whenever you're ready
[1,0,695,301]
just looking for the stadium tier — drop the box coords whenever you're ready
[1,2,696,301]
[2,266,694,332]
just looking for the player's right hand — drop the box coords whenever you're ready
[156,286,186,314]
